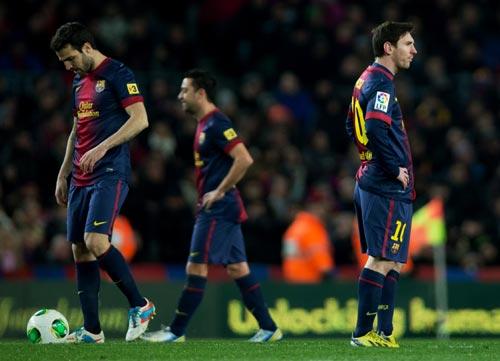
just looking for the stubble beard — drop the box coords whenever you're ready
[183,103,195,115]
[80,54,94,74]
[397,54,412,70]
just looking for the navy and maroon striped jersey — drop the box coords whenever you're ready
[346,62,415,202]
[193,109,248,223]
[71,58,143,186]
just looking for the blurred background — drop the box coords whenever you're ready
[0,0,499,278]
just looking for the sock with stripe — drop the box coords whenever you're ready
[235,273,276,331]
[377,269,400,336]
[170,274,207,336]
[353,268,385,337]
[97,245,145,308]
[76,260,101,334]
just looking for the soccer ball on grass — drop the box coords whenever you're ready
[26,309,69,344]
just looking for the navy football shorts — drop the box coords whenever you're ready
[67,178,128,243]
[188,213,247,265]
[354,183,412,262]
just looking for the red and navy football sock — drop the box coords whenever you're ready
[170,274,207,336]
[97,245,146,308]
[353,268,385,337]
[235,273,277,331]
[76,260,101,334]
[377,269,400,336]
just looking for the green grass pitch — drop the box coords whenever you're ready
[1,339,498,361]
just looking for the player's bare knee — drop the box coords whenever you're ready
[226,262,250,279]
[186,262,208,277]
[393,262,404,273]
[72,243,95,262]
[365,256,397,275]
[84,232,111,257]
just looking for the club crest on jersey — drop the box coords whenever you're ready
[95,80,106,93]
[223,128,237,140]
[199,132,206,145]
[374,91,390,112]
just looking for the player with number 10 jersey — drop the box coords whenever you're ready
[346,21,417,348]
[346,63,415,203]
[346,61,415,263]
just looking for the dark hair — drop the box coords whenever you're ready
[372,21,414,57]
[184,69,217,102]
[50,22,96,52]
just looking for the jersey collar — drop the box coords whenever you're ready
[370,62,394,81]
[199,108,219,125]
[88,57,111,77]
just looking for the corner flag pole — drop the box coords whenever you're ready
[433,244,449,339]
[410,197,448,338]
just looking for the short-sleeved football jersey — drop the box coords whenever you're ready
[71,58,143,186]
[193,110,248,223]
[346,62,415,202]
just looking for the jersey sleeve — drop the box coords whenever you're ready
[110,63,144,108]
[365,79,400,178]
[365,79,394,125]
[209,116,243,153]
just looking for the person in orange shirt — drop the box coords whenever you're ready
[282,199,334,283]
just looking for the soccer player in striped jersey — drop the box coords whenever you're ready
[51,22,155,343]
[346,21,417,347]
[142,69,282,343]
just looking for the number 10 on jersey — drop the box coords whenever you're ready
[351,97,368,146]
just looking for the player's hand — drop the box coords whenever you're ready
[55,176,68,207]
[79,144,108,174]
[397,167,409,189]
[202,190,225,210]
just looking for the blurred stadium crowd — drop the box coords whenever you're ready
[0,0,498,273]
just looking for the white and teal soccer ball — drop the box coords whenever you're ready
[26,309,69,344]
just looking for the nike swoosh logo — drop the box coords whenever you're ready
[93,221,107,226]
[366,311,377,316]
[189,252,199,257]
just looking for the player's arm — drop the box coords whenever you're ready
[202,143,253,209]
[365,83,408,187]
[98,101,148,150]
[345,103,355,141]
[79,102,148,173]
[365,120,408,188]
[55,118,77,207]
